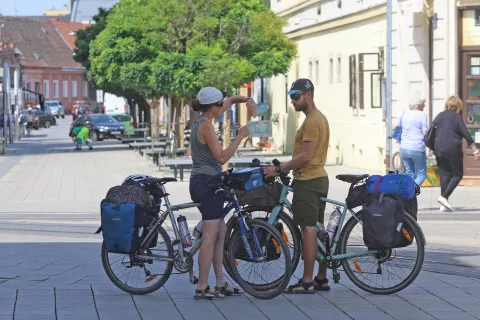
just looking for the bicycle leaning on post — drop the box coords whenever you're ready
[98,169,292,300]
[224,164,427,295]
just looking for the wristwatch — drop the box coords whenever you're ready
[275,166,282,174]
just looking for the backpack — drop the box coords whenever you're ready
[362,193,406,250]
[100,185,150,254]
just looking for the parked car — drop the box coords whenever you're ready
[44,100,65,119]
[72,104,91,120]
[110,114,134,135]
[70,114,125,141]
[19,109,56,129]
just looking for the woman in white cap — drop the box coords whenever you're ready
[189,87,257,299]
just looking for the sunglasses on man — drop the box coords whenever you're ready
[290,92,305,101]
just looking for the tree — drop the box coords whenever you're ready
[74,7,150,123]
[89,0,297,134]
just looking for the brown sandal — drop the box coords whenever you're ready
[283,279,315,294]
[215,282,242,296]
[313,276,330,291]
[194,285,225,300]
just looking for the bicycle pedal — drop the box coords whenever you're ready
[191,276,198,285]
[333,272,340,283]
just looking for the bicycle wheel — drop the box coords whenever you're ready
[339,213,425,294]
[223,208,302,282]
[226,218,292,299]
[101,225,174,295]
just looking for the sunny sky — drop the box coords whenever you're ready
[1,0,70,16]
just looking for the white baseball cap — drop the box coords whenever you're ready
[196,87,225,105]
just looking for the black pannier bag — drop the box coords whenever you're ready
[361,192,406,250]
[236,181,283,208]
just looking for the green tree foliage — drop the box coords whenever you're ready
[89,0,296,104]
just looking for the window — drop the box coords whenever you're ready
[83,81,88,97]
[43,80,49,98]
[63,80,68,97]
[53,80,59,98]
[337,56,342,83]
[308,59,313,81]
[72,81,77,97]
[34,81,40,93]
[329,57,334,84]
[476,10,480,26]
[371,73,382,108]
[24,82,31,99]
[349,55,357,108]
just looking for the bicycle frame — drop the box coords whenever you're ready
[265,182,378,263]
[137,183,269,283]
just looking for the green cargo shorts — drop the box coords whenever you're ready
[291,176,329,227]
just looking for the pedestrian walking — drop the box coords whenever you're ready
[392,93,428,186]
[430,95,480,211]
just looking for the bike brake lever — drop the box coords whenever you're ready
[215,188,225,194]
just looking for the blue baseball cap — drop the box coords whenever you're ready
[287,78,314,95]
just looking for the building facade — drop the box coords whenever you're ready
[0,17,93,113]
[268,0,433,171]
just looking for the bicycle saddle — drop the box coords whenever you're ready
[336,174,369,184]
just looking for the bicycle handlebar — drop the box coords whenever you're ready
[251,158,291,186]
[204,168,233,190]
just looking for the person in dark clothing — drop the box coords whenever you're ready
[432,96,480,211]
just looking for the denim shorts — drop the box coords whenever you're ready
[189,174,226,220]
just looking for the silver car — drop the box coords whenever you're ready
[45,100,65,119]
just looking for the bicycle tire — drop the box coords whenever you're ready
[223,208,302,282]
[339,213,424,295]
[101,225,174,295]
[226,219,292,299]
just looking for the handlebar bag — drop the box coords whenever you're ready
[229,167,264,191]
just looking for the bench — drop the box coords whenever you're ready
[159,157,267,181]
[143,147,188,165]
[130,142,167,156]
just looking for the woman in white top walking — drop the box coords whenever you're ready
[394,94,429,186]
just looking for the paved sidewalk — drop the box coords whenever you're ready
[1,117,480,319]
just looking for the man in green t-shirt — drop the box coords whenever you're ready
[264,78,330,294]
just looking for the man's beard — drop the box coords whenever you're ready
[294,102,308,112]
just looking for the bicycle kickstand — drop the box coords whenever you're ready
[189,270,198,285]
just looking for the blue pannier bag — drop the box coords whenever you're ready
[229,167,264,191]
[100,185,149,254]
[101,202,146,254]
[365,173,416,200]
